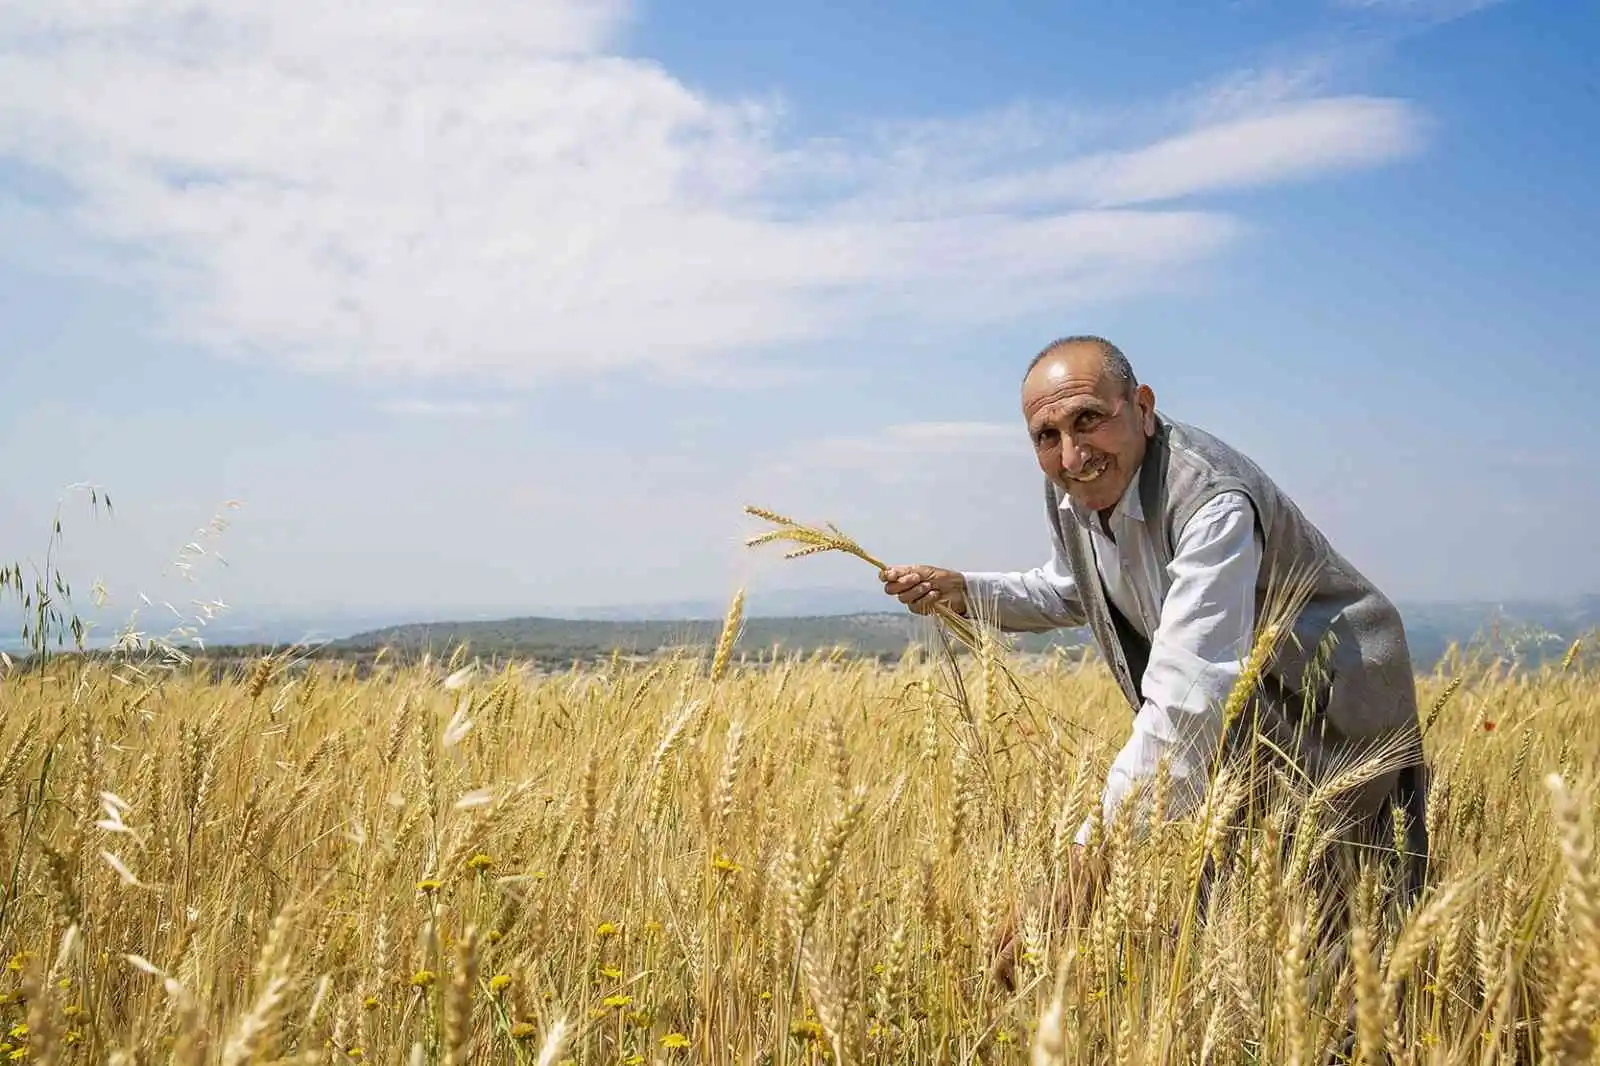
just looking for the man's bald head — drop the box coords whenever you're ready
[1025,335,1137,397]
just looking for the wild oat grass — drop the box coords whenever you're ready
[0,629,1595,1065]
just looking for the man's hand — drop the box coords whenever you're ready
[989,845,1106,992]
[879,565,969,617]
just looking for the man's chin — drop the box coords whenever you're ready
[1060,475,1123,512]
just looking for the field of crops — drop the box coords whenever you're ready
[0,621,1595,1065]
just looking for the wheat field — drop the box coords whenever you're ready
[0,616,1595,1066]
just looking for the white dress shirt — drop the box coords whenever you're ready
[962,469,1263,843]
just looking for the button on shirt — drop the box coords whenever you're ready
[961,469,1264,844]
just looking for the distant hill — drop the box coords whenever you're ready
[329,595,1600,671]
[7,593,1597,672]
[330,611,1090,663]
[1397,594,1600,670]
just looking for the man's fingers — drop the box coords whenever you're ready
[882,567,960,616]
[881,567,921,590]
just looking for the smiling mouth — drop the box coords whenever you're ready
[1065,455,1111,483]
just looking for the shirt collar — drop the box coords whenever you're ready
[1061,460,1145,529]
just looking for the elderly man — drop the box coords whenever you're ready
[880,335,1429,953]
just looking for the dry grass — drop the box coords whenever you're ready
[0,626,1596,1065]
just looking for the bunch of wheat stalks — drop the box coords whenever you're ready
[0,504,1596,1066]
[0,611,1595,1066]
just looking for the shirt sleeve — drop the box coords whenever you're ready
[960,529,1088,633]
[1076,490,1262,844]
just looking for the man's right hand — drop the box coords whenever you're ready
[989,845,1106,992]
[878,565,969,617]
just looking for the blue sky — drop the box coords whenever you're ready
[1,0,1596,640]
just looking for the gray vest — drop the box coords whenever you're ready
[1042,413,1424,802]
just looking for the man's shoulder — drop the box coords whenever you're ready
[1161,415,1242,460]
[1160,415,1269,483]
[1154,414,1291,538]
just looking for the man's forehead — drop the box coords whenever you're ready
[1023,353,1116,413]
[1025,390,1109,427]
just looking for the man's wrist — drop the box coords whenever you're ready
[954,571,982,617]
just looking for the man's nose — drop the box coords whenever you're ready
[1060,438,1090,475]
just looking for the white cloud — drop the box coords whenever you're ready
[377,399,517,418]
[0,0,1426,388]
[800,421,1022,468]
[851,97,1421,220]
[758,421,1030,496]
[1068,98,1421,206]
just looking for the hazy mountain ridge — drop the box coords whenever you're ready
[328,610,1090,662]
[4,592,1596,670]
[326,594,1600,670]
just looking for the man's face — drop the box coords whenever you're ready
[1021,345,1157,513]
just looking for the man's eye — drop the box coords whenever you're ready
[1076,414,1104,433]
[1035,429,1058,446]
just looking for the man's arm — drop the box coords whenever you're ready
[990,493,1260,988]
[960,532,1088,633]
[1075,491,1263,843]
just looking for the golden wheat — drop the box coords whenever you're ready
[0,623,1593,1065]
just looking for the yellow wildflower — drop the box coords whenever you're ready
[466,854,494,872]
[4,1029,23,1043]
[488,973,511,994]
[601,994,631,1010]
[789,1020,824,1042]
[347,1049,364,1060]
[509,1022,537,1040]
[595,921,620,939]
[410,971,436,989]
[661,1032,691,1050]
[5,953,29,973]
[416,879,442,894]
[363,996,379,1010]
[598,966,623,980]
[712,856,740,874]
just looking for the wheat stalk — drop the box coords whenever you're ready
[743,505,984,651]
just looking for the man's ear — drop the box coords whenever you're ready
[1135,383,1157,434]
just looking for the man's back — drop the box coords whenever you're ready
[1145,415,1420,755]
